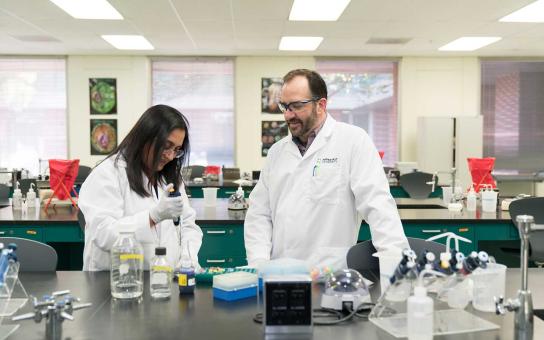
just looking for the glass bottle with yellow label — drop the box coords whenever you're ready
[178,243,195,295]
[150,247,172,299]
[110,225,144,299]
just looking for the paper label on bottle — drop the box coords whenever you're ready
[151,273,168,285]
[152,265,172,272]
[178,274,187,286]
[119,263,129,275]
[188,278,195,286]
[120,254,143,261]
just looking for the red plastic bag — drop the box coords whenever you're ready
[467,157,496,192]
[378,151,385,159]
[49,159,79,200]
[204,165,221,176]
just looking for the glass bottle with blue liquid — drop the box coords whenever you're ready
[177,243,195,295]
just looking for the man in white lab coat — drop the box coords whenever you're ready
[245,69,408,270]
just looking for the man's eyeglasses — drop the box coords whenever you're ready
[163,145,185,159]
[278,97,320,113]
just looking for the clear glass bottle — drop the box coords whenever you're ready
[110,225,144,299]
[178,244,195,295]
[150,247,172,299]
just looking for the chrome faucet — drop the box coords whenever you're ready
[12,290,92,340]
[495,215,544,340]
[427,168,457,200]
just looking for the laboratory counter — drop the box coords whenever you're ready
[185,180,441,199]
[3,269,544,339]
[0,199,519,269]
[188,198,511,224]
[0,205,78,226]
[0,197,452,226]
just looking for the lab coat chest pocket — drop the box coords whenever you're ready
[307,164,341,205]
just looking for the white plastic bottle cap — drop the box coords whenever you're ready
[414,286,427,297]
[117,221,136,233]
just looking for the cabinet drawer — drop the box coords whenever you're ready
[198,255,247,268]
[0,226,43,241]
[218,188,251,198]
[200,226,245,257]
[186,188,203,198]
[44,225,83,242]
[404,224,475,254]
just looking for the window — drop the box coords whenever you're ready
[481,61,544,172]
[152,58,234,166]
[0,58,67,176]
[316,59,399,166]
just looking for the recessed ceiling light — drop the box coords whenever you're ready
[500,0,544,22]
[279,37,323,51]
[102,35,154,50]
[49,0,123,20]
[289,0,351,21]
[438,37,502,51]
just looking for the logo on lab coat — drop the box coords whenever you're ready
[313,157,338,176]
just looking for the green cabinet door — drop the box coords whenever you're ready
[403,223,475,254]
[199,224,247,267]
[44,225,83,242]
[186,187,203,198]
[357,222,475,254]
[0,226,43,241]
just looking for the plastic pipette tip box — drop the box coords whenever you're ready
[196,267,257,284]
[212,271,258,301]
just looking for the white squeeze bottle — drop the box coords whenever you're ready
[12,181,22,210]
[26,183,36,208]
[466,186,477,211]
[407,285,433,340]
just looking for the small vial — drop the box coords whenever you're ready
[150,247,172,299]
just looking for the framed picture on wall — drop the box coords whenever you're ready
[261,121,288,156]
[90,119,117,155]
[89,78,117,115]
[261,77,283,114]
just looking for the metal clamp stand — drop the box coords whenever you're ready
[495,215,544,340]
[12,290,92,340]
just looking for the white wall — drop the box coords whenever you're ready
[234,56,315,173]
[399,57,480,162]
[67,56,150,167]
[65,55,544,195]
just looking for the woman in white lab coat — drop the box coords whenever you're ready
[79,104,202,271]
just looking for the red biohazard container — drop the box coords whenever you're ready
[204,166,221,175]
[467,157,497,193]
[46,159,80,209]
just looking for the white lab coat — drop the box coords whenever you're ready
[245,115,408,269]
[79,156,202,271]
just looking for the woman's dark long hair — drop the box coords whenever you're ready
[107,104,190,197]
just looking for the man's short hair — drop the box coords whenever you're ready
[283,69,328,100]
